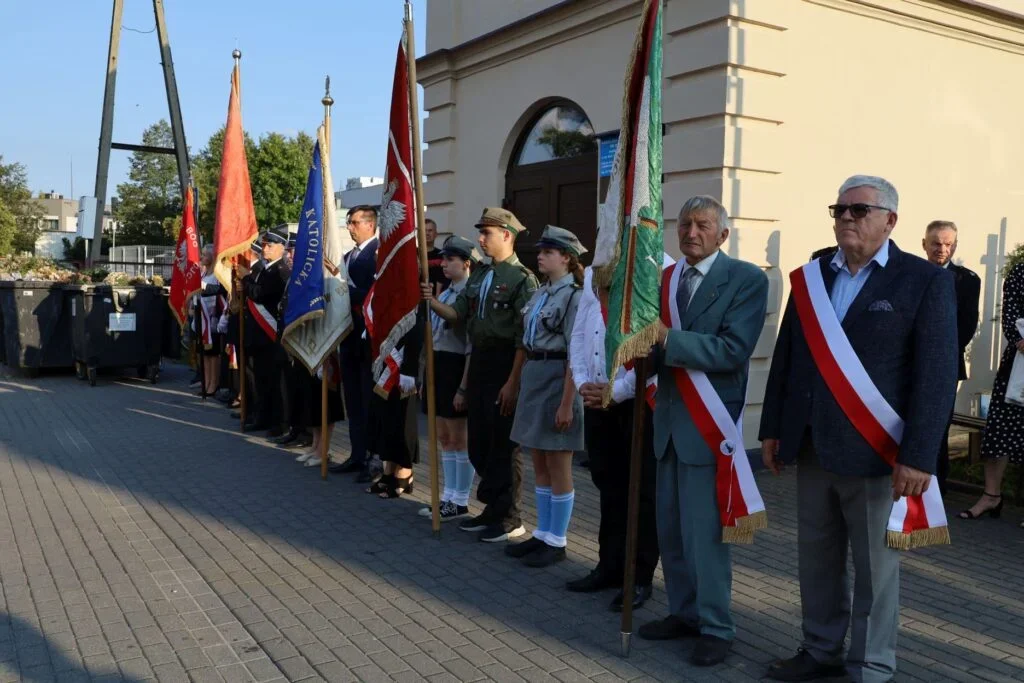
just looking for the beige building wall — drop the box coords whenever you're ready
[420,0,1024,445]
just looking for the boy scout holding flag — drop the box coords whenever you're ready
[422,207,539,543]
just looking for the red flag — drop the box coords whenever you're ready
[368,40,420,381]
[212,64,258,291]
[168,187,202,327]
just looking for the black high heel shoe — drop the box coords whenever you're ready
[365,473,393,495]
[959,492,1003,519]
[380,475,414,499]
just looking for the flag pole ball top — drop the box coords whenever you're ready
[232,49,241,60]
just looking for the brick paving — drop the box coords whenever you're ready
[0,362,1022,682]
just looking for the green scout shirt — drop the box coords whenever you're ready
[451,253,539,349]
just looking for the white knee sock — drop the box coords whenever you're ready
[453,450,474,507]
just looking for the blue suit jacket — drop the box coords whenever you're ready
[343,237,378,348]
[654,251,769,465]
[758,241,958,477]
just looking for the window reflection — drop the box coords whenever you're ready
[515,105,596,166]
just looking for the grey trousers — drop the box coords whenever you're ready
[797,438,899,683]
[657,442,734,640]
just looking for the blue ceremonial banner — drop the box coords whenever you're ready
[283,142,327,333]
[281,127,352,373]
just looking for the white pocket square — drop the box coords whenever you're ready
[868,300,893,312]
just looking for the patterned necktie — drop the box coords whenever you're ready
[676,267,699,317]
[477,270,495,319]
[525,290,550,349]
[431,287,455,340]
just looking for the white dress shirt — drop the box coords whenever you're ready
[569,267,648,404]
[677,249,720,308]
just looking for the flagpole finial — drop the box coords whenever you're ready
[232,48,241,61]
[404,0,413,22]
[322,76,333,107]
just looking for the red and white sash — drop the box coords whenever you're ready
[246,299,278,341]
[225,343,238,370]
[660,264,767,544]
[790,262,949,549]
[373,346,403,398]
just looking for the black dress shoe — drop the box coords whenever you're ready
[286,434,313,448]
[766,649,847,681]
[504,537,546,559]
[265,426,285,438]
[637,615,700,641]
[330,457,364,474]
[273,429,299,445]
[691,635,731,667]
[522,544,566,568]
[566,568,620,593]
[355,467,377,484]
[610,583,652,612]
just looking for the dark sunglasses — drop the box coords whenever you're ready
[828,203,890,219]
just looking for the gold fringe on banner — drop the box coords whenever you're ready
[601,321,662,408]
[886,526,950,550]
[722,510,768,545]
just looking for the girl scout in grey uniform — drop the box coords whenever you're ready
[418,235,477,521]
[507,226,586,568]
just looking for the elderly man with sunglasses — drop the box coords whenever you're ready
[760,175,958,682]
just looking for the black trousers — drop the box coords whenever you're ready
[340,339,374,465]
[467,346,522,527]
[584,401,660,586]
[251,344,285,428]
[937,402,955,497]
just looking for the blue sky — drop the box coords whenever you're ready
[0,0,427,201]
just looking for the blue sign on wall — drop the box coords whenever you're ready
[597,133,619,178]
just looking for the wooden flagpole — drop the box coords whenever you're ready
[404,1,441,536]
[619,356,648,657]
[321,79,333,481]
[233,49,248,432]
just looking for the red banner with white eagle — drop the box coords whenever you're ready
[168,187,202,328]
[368,38,420,382]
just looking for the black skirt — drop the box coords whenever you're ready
[422,351,468,419]
[369,390,420,468]
[200,333,223,357]
[291,365,344,429]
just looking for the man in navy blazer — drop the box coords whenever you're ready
[760,176,957,683]
[332,205,380,480]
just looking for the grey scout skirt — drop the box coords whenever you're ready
[511,358,584,452]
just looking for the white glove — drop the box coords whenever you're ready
[399,374,416,394]
[316,366,323,380]
[216,315,228,334]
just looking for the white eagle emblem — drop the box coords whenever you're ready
[175,240,190,274]
[377,178,407,242]
[719,440,736,457]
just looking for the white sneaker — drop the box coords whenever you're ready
[304,457,323,468]
[296,451,315,463]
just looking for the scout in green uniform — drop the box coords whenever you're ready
[504,226,587,568]
[422,208,539,542]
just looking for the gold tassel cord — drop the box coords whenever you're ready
[887,526,951,550]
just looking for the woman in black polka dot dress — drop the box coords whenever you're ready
[960,263,1024,525]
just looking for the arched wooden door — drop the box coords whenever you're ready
[504,103,598,271]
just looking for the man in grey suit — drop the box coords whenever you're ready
[760,176,957,682]
[637,196,768,667]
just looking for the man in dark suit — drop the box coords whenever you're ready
[760,175,957,683]
[922,220,980,495]
[241,228,290,432]
[332,206,379,481]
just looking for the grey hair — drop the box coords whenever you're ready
[837,175,898,212]
[678,195,730,234]
[925,220,957,235]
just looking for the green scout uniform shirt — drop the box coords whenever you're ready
[451,253,539,349]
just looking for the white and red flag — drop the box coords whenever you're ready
[367,38,421,383]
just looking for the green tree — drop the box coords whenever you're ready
[191,128,312,241]
[0,156,43,255]
[250,131,314,228]
[537,126,595,159]
[113,120,184,245]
